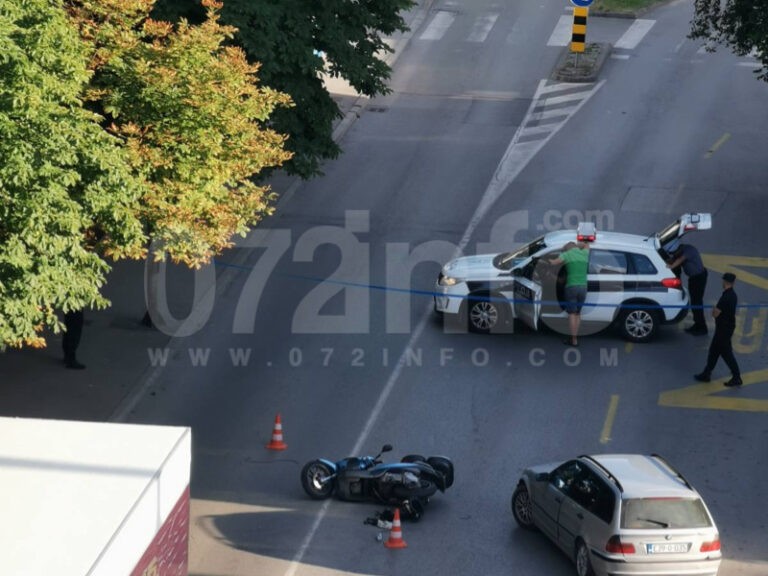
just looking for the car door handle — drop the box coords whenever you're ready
[577,513,584,520]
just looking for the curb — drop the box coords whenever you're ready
[109,0,435,423]
[552,42,613,83]
[591,0,679,19]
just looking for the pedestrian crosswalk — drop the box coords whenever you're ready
[416,7,658,53]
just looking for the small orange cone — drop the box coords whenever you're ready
[384,508,407,549]
[266,413,287,451]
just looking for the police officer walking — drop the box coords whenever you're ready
[694,273,741,387]
[665,240,708,335]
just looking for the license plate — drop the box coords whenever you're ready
[647,543,690,554]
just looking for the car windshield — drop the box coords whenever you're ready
[621,498,712,529]
[494,238,547,270]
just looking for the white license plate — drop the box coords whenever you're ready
[647,543,690,554]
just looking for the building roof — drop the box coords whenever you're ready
[0,417,190,576]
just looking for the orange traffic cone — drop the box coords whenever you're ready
[266,413,287,451]
[384,508,407,549]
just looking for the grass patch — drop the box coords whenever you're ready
[591,0,660,14]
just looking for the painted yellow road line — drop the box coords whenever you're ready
[624,342,634,354]
[702,254,768,293]
[734,308,767,354]
[703,132,731,158]
[600,395,620,444]
[659,368,768,412]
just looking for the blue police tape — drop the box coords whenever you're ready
[213,260,768,311]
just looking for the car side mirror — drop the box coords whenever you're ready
[535,472,549,482]
[381,444,393,453]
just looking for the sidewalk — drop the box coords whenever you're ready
[0,0,432,422]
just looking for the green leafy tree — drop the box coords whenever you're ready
[691,0,768,81]
[68,0,293,266]
[0,0,145,348]
[153,0,415,178]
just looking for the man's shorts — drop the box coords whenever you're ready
[564,285,587,314]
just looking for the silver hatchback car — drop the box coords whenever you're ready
[511,454,722,576]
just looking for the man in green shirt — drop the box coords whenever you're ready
[547,242,589,346]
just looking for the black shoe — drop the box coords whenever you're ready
[563,338,579,347]
[694,372,710,382]
[686,325,708,335]
[64,360,86,370]
[724,377,743,388]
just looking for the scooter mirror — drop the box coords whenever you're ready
[382,444,393,453]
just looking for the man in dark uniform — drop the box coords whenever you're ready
[62,309,85,370]
[694,273,741,387]
[665,240,708,335]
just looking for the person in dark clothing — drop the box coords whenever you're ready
[62,309,85,370]
[666,241,708,335]
[694,273,741,387]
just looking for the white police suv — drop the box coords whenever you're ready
[434,214,712,342]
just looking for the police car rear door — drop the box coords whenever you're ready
[654,213,712,251]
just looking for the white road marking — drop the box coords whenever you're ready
[614,19,655,50]
[519,124,555,137]
[282,78,605,576]
[420,11,456,41]
[696,45,709,55]
[737,62,762,68]
[467,13,499,42]
[611,54,630,60]
[531,105,581,121]
[541,90,595,106]
[673,39,686,53]
[547,15,573,47]
[539,81,582,94]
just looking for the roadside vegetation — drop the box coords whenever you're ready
[591,0,660,15]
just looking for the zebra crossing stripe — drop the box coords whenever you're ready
[614,19,655,50]
[547,15,573,47]
[467,13,499,43]
[420,11,456,41]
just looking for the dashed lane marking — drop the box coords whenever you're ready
[703,132,730,158]
[614,19,655,50]
[600,395,620,444]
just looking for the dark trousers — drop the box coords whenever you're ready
[62,310,84,363]
[688,270,707,329]
[704,328,740,377]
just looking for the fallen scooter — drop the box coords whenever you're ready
[300,444,454,520]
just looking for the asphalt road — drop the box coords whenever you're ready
[124,1,768,575]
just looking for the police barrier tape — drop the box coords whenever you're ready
[213,260,767,311]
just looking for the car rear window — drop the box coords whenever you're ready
[621,498,712,529]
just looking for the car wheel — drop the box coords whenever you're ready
[618,307,658,343]
[511,484,535,530]
[467,296,504,333]
[575,540,595,576]
[300,461,335,500]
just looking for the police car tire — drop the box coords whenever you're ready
[618,307,659,343]
[465,295,505,333]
